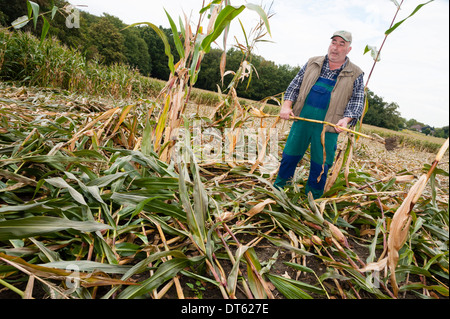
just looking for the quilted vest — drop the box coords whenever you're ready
[292,56,364,133]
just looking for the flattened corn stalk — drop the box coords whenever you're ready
[360,138,449,298]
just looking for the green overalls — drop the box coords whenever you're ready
[274,76,339,199]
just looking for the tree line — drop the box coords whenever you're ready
[0,0,448,137]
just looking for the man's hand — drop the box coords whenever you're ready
[280,101,294,120]
[334,117,353,133]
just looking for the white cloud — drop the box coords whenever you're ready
[70,0,449,127]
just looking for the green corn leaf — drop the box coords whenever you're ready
[342,267,388,298]
[227,245,249,297]
[178,16,185,41]
[190,151,209,241]
[86,172,129,188]
[165,9,185,59]
[367,219,383,264]
[199,0,222,14]
[244,3,272,37]
[385,0,434,35]
[72,150,107,161]
[45,177,87,206]
[189,35,205,85]
[283,262,315,274]
[0,201,50,214]
[238,19,249,48]
[201,5,246,53]
[269,271,325,295]
[141,118,153,156]
[30,237,60,262]
[41,260,133,274]
[154,94,171,151]
[423,224,449,241]
[118,258,191,299]
[269,211,314,237]
[399,283,449,296]
[266,274,313,299]
[101,250,189,299]
[64,172,106,206]
[141,213,187,238]
[131,177,179,190]
[201,3,271,53]
[181,269,220,288]
[0,216,112,241]
[27,1,40,29]
[121,250,187,280]
[260,233,314,257]
[396,265,432,277]
[40,16,50,45]
[245,247,267,299]
[22,155,95,165]
[424,253,448,271]
[96,234,118,265]
[178,147,207,252]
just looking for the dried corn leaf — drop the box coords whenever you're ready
[246,199,276,218]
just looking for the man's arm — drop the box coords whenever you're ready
[340,73,365,130]
[334,117,353,133]
[280,100,295,120]
[280,63,308,120]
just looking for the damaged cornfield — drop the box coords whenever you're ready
[0,1,448,300]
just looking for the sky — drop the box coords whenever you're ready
[68,0,449,128]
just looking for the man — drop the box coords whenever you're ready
[274,30,365,199]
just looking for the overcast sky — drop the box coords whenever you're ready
[69,0,449,128]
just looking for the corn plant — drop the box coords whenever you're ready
[125,1,271,163]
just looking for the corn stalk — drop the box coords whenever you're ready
[126,1,271,163]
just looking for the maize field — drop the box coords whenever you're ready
[0,0,448,301]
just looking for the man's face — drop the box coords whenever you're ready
[328,36,352,64]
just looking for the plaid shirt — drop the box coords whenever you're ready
[285,56,365,123]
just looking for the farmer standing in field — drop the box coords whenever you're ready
[274,30,365,199]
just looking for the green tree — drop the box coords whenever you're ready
[422,126,433,136]
[196,48,223,92]
[138,26,179,80]
[405,118,425,129]
[123,27,151,75]
[101,14,151,75]
[364,90,404,131]
[434,126,449,138]
[84,17,126,64]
